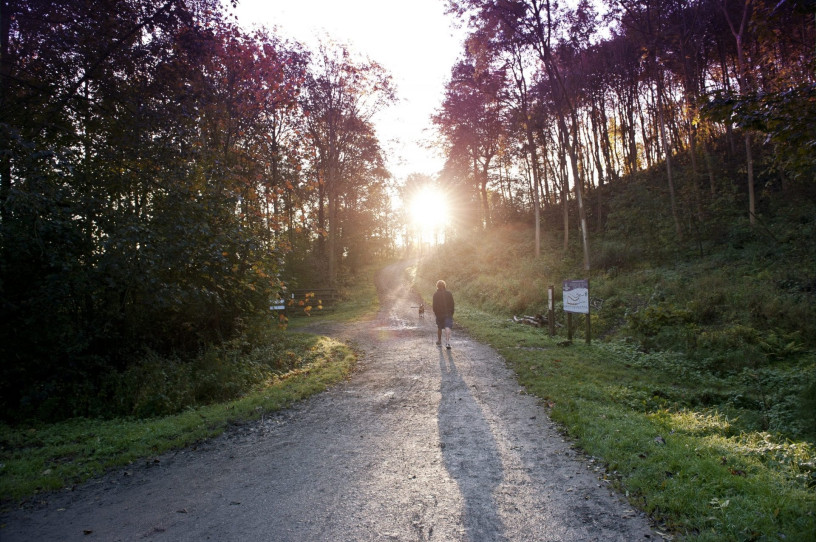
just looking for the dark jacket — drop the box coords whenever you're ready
[432,288,454,317]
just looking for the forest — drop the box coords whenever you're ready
[1,0,814,426]
[432,0,814,260]
[0,0,396,420]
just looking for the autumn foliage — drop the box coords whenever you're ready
[437,0,815,263]
[0,0,393,421]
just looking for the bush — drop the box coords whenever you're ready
[0,324,327,422]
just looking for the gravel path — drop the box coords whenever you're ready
[1,261,659,541]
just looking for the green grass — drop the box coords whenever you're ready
[415,266,816,541]
[416,215,816,540]
[0,262,385,503]
[0,334,356,502]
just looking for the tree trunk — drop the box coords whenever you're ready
[657,81,683,240]
[627,101,638,173]
[327,192,338,286]
[0,0,13,225]
[537,125,552,204]
[703,136,717,195]
[558,139,570,253]
[589,102,605,232]
[510,46,543,255]
[688,122,704,223]
[598,96,618,183]
[568,115,591,272]
[526,127,542,256]
[638,97,653,169]
[539,152,549,207]
[316,172,327,278]
[722,0,756,224]
[556,109,590,270]
[480,166,490,228]
[745,133,755,223]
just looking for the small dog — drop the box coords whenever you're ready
[418,303,425,317]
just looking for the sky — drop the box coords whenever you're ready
[229,0,468,181]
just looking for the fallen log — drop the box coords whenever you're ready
[513,314,564,328]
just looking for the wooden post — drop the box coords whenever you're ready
[567,312,573,343]
[586,279,591,344]
[548,285,555,337]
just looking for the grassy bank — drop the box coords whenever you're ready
[0,333,356,502]
[0,265,383,504]
[415,227,815,542]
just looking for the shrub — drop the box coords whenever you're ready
[627,302,696,347]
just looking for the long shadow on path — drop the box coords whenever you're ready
[438,348,508,542]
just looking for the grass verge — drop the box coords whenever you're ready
[1,336,359,505]
[447,303,815,541]
[1,262,387,504]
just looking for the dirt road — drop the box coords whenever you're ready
[1,261,658,541]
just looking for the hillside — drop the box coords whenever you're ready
[417,174,816,443]
[412,175,815,539]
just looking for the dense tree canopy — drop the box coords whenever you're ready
[0,0,395,420]
[438,0,815,258]
[301,42,395,285]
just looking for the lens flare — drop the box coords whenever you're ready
[409,188,448,243]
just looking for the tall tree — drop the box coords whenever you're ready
[0,0,313,420]
[616,0,683,240]
[301,42,394,285]
[720,0,757,224]
[448,0,592,268]
[434,57,507,229]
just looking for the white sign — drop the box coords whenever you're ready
[563,279,589,314]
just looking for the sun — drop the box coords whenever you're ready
[408,187,449,242]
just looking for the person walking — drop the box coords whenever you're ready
[432,280,454,349]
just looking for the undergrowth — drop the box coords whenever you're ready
[420,224,816,442]
[416,222,815,541]
[0,332,355,502]
[0,264,382,503]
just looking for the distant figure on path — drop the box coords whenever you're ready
[432,280,454,349]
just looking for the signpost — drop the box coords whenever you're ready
[563,279,591,344]
[270,294,286,313]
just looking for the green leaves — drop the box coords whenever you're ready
[702,84,816,182]
[0,1,305,422]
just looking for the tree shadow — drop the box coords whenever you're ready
[438,349,507,541]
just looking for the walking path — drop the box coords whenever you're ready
[1,261,658,541]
